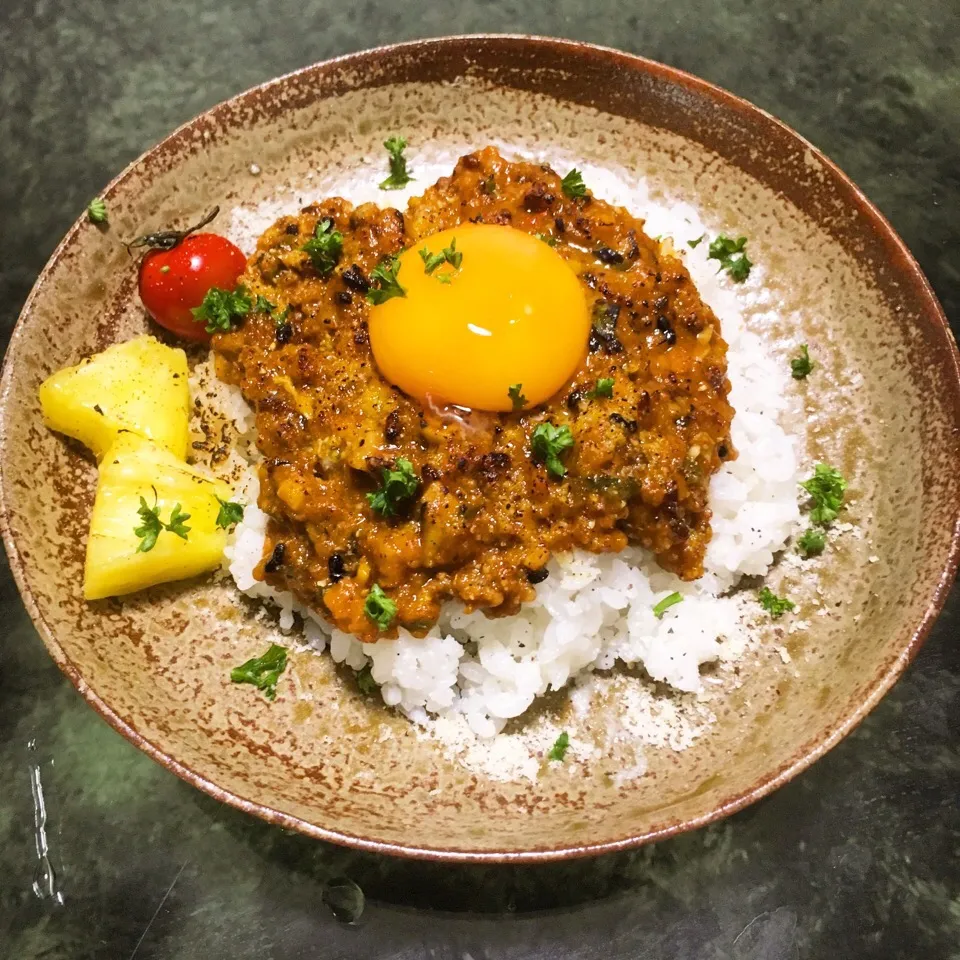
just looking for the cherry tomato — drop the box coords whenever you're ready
[138,233,246,341]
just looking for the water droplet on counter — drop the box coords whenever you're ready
[322,876,364,924]
[28,739,64,905]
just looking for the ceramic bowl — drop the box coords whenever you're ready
[2,36,958,862]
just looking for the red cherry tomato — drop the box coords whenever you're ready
[138,233,246,341]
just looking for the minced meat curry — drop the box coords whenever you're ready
[212,147,735,642]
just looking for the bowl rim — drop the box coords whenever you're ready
[2,33,959,863]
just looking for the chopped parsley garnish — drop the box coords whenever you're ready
[652,591,683,618]
[547,731,570,762]
[791,344,814,380]
[87,198,108,223]
[481,174,496,196]
[758,586,795,619]
[379,136,414,190]
[215,498,244,529]
[508,383,527,410]
[166,504,191,541]
[536,232,558,247]
[797,527,826,557]
[708,235,752,282]
[364,584,397,631]
[366,257,407,305]
[418,238,462,281]
[800,464,847,526]
[560,168,588,199]
[531,422,574,478]
[254,294,276,314]
[366,458,418,516]
[134,489,191,553]
[230,643,288,700]
[687,234,705,249]
[191,284,252,333]
[590,377,615,399]
[302,219,343,276]
[356,665,379,695]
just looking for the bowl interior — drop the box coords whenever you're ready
[2,37,958,860]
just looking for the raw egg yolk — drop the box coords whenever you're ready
[367,224,590,412]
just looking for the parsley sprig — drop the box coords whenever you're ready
[418,237,462,282]
[758,586,795,619]
[215,498,244,530]
[364,584,397,631]
[547,731,570,762]
[531,422,574,478]
[134,489,191,553]
[356,664,379,695]
[800,464,847,526]
[791,345,814,380]
[589,378,614,399]
[560,169,588,199]
[302,218,343,276]
[367,458,419,516]
[708,235,752,282]
[797,528,826,557]
[87,198,108,223]
[191,284,252,333]
[379,136,414,190]
[366,257,407,305]
[508,383,527,411]
[230,643,288,700]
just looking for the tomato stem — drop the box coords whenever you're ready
[126,206,220,253]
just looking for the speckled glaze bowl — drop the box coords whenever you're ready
[2,37,958,862]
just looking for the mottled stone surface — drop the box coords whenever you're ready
[0,1,957,958]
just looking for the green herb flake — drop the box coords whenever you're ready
[356,665,379,696]
[531,422,574,478]
[687,234,705,249]
[191,284,252,333]
[379,136,414,190]
[230,643,288,700]
[652,591,683,618]
[134,489,191,552]
[87,198,108,223]
[590,377,614,399]
[758,586,795,619]
[560,168,588,199]
[418,237,462,281]
[366,458,419,516]
[480,174,496,196]
[301,219,344,276]
[797,527,826,557]
[791,344,814,380]
[508,383,527,411]
[536,232,558,247]
[215,497,244,529]
[254,294,276,314]
[165,503,191,541]
[364,584,397,631]
[134,494,163,554]
[547,731,570,762]
[800,464,847,526]
[366,257,407,305]
[708,234,752,282]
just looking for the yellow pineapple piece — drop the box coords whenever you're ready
[39,335,190,461]
[84,432,232,600]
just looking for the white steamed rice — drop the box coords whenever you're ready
[220,181,802,740]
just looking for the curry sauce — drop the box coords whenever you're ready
[212,148,735,642]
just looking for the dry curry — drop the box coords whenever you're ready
[212,147,735,642]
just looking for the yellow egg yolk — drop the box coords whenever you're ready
[367,224,590,412]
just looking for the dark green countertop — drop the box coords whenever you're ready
[1,2,958,957]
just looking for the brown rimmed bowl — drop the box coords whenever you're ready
[1,36,958,862]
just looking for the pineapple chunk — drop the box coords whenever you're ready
[39,335,190,461]
[84,432,231,600]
